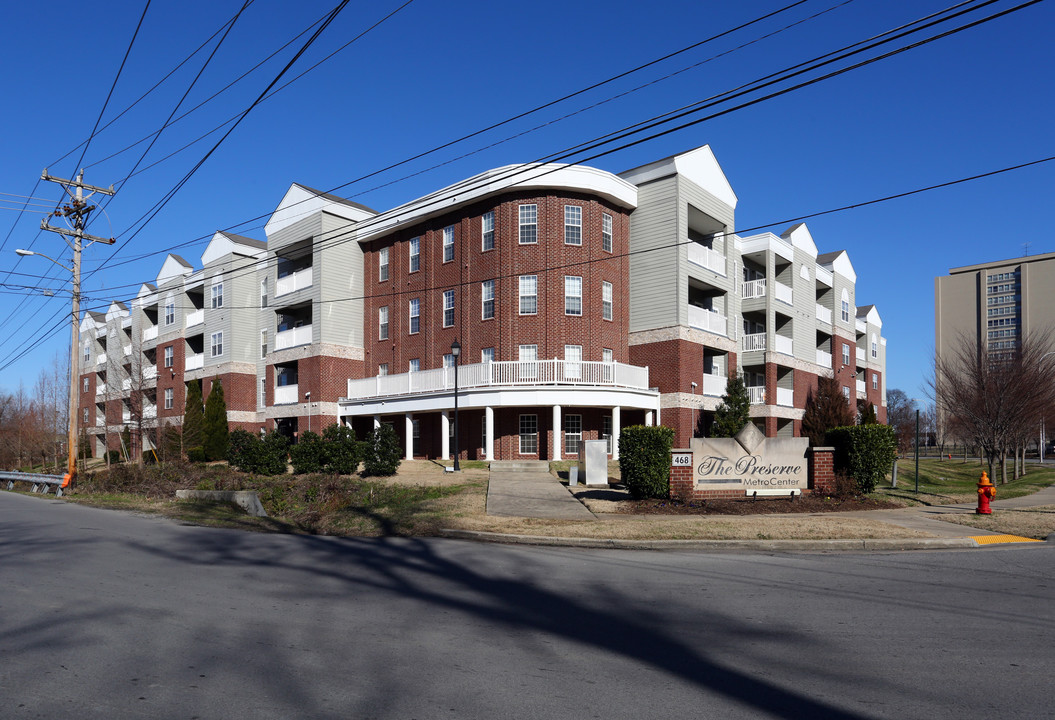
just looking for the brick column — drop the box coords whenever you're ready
[810,446,835,495]
[669,451,694,501]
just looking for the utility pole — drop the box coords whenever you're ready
[37,169,114,482]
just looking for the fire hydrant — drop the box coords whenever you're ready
[977,472,995,515]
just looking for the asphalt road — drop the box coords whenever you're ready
[2,491,1053,720]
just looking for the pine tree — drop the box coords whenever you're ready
[183,380,205,457]
[858,400,878,425]
[203,379,230,461]
[802,375,856,446]
[711,375,751,438]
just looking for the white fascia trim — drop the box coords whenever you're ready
[815,265,834,287]
[339,385,659,418]
[156,254,193,286]
[738,232,795,263]
[619,145,737,209]
[356,164,637,243]
[781,224,818,259]
[265,184,376,237]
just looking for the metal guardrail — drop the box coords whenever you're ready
[0,470,70,497]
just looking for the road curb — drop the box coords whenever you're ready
[439,529,980,552]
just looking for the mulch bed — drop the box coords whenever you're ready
[617,495,902,515]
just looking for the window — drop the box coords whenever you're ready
[83,408,89,423]
[443,290,455,327]
[564,205,582,245]
[482,347,495,363]
[519,275,537,314]
[260,330,267,359]
[164,300,175,326]
[519,414,538,454]
[443,353,455,369]
[379,247,389,281]
[83,342,90,364]
[164,387,174,410]
[260,378,266,407]
[842,386,850,399]
[520,344,538,379]
[443,226,454,263]
[842,343,850,366]
[482,211,494,251]
[481,280,495,320]
[379,306,389,340]
[83,377,89,393]
[565,276,582,316]
[519,204,537,244]
[164,346,174,368]
[260,278,268,308]
[565,344,582,379]
[840,288,850,323]
[565,414,582,455]
[872,372,878,390]
[603,348,614,363]
[409,237,420,272]
[603,415,613,454]
[210,331,223,358]
[211,282,223,309]
[602,281,613,321]
[409,359,420,373]
[602,213,613,253]
[409,298,420,334]
[378,363,388,376]
[871,333,878,358]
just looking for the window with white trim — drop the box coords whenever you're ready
[164,345,173,368]
[379,306,389,340]
[520,344,538,379]
[565,276,582,316]
[602,281,613,321]
[872,372,878,390]
[409,359,419,373]
[564,205,582,245]
[481,280,495,320]
[409,298,420,334]
[443,289,455,327]
[603,348,614,363]
[603,415,613,454]
[842,343,850,366]
[164,387,174,410]
[842,385,850,399]
[83,377,89,393]
[519,414,538,454]
[164,300,175,326]
[409,237,420,272]
[564,414,582,456]
[871,333,878,358]
[210,281,223,309]
[210,331,223,358]
[841,288,850,323]
[482,211,494,251]
[443,226,454,263]
[83,341,91,364]
[378,363,388,376]
[565,344,582,379]
[83,407,89,423]
[443,353,455,369]
[260,330,267,359]
[519,204,537,244]
[602,213,613,253]
[482,347,495,363]
[260,278,268,308]
[519,275,537,315]
[260,378,266,408]
[379,247,389,281]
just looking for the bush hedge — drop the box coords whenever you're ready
[321,424,361,474]
[361,424,402,477]
[226,430,290,476]
[290,431,326,475]
[826,424,897,494]
[619,424,675,499]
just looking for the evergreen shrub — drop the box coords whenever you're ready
[361,424,402,477]
[826,424,897,494]
[619,424,675,499]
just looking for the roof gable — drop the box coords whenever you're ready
[781,223,818,258]
[817,250,857,283]
[156,254,193,286]
[201,231,266,265]
[620,145,737,209]
[265,184,377,238]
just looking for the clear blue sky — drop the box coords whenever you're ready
[1,0,1052,399]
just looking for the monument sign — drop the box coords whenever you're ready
[689,423,809,492]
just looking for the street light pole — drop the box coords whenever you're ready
[451,340,461,472]
[915,408,920,493]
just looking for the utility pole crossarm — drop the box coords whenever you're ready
[38,219,115,245]
[40,168,115,196]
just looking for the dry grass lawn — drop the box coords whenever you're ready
[936,506,1055,540]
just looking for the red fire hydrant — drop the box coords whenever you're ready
[977,472,995,515]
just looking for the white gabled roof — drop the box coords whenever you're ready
[817,250,857,283]
[856,304,882,328]
[781,223,818,259]
[156,254,193,286]
[265,184,377,238]
[105,301,129,322]
[201,231,266,266]
[620,145,737,209]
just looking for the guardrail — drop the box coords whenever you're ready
[1,470,71,497]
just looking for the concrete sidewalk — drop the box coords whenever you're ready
[485,468,595,520]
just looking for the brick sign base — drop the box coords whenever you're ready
[670,446,835,501]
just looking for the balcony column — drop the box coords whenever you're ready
[551,405,562,462]
[441,411,450,460]
[485,406,494,461]
[612,406,621,460]
[373,415,381,430]
[405,413,414,461]
[645,410,654,427]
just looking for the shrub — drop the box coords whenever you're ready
[203,380,230,461]
[257,432,291,476]
[226,430,290,475]
[227,429,257,470]
[184,380,205,454]
[361,424,402,477]
[187,447,207,463]
[290,431,326,475]
[619,424,675,499]
[106,449,122,464]
[826,424,897,494]
[322,424,361,474]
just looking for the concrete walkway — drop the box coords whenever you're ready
[486,469,595,520]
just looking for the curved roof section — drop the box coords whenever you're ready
[356,163,637,243]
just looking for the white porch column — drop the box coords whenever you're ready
[612,405,621,461]
[645,410,654,427]
[552,404,562,461]
[405,413,413,461]
[441,411,450,460]
[485,406,494,461]
[373,415,381,430]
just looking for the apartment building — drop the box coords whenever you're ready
[78,146,887,461]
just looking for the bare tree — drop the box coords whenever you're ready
[885,389,917,457]
[933,333,1055,484]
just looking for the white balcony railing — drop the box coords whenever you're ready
[274,384,299,405]
[276,267,313,297]
[346,359,650,401]
[122,344,132,357]
[742,278,766,299]
[185,354,204,371]
[774,280,793,305]
[121,378,131,391]
[96,352,107,366]
[687,242,726,275]
[777,387,794,407]
[702,373,726,397]
[143,405,157,419]
[142,326,158,343]
[775,335,794,356]
[816,349,833,367]
[742,333,766,352]
[856,347,865,363]
[856,318,867,333]
[185,309,204,328]
[122,409,131,423]
[857,379,866,395]
[95,383,107,396]
[747,386,765,405]
[143,366,157,380]
[275,324,312,351]
[688,305,728,336]
[816,303,832,324]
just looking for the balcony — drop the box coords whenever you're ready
[185,353,204,371]
[687,243,726,275]
[742,333,766,352]
[143,405,157,419]
[276,267,313,297]
[816,349,833,367]
[777,387,794,407]
[95,383,106,396]
[857,379,866,396]
[274,384,299,405]
[856,318,867,333]
[122,378,131,391]
[701,373,726,397]
[143,366,157,380]
[774,280,793,305]
[185,309,204,328]
[816,303,832,324]
[774,335,794,356]
[688,305,727,336]
[742,279,766,299]
[346,359,650,401]
[122,408,131,423]
[142,326,158,343]
[275,324,312,351]
[856,347,865,364]
[123,344,132,357]
[96,352,107,366]
[747,386,765,405]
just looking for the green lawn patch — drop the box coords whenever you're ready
[874,457,1055,505]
